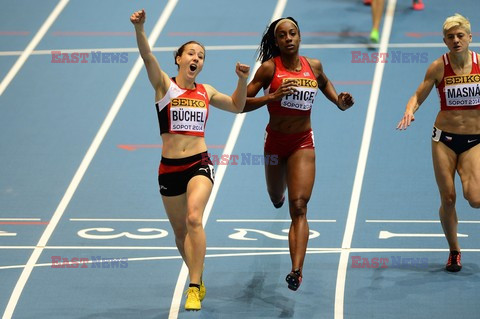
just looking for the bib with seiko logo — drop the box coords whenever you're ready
[436,51,480,111]
[266,56,318,116]
[155,78,209,137]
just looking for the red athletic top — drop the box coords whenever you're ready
[436,51,480,111]
[155,78,209,137]
[266,56,318,116]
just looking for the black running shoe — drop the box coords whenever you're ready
[445,251,462,272]
[285,269,302,291]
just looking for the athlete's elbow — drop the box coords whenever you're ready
[233,104,245,114]
[231,99,245,113]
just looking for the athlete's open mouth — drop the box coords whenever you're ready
[190,64,197,72]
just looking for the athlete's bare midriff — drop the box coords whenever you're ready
[161,133,207,158]
[268,114,311,134]
[435,109,480,134]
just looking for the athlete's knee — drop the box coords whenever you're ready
[462,189,480,208]
[289,197,309,217]
[466,196,480,209]
[469,201,480,209]
[269,193,284,205]
[186,208,203,228]
[440,191,456,208]
[267,183,286,199]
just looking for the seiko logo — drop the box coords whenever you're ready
[171,98,206,108]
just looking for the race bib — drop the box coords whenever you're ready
[443,75,480,107]
[281,78,318,111]
[169,98,207,133]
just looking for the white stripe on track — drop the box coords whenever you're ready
[167,1,288,317]
[6,247,480,272]
[0,218,41,221]
[2,42,480,58]
[1,2,178,318]
[366,220,480,223]
[0,0,69,96]
[333,1,397,319]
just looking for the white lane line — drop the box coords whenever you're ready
[216,219,336,222]
[334,1,397,319]
[0,0,69,96]
[0,250,339,271]
[2,42,480,57]
[0,231,17,237]
[0,246,323,251]
[167,1,288,317]
[69,218,169,222]
[379,231,468,239]
[0,218,41,221]
[69,218,335,222]
[6,245,480,252]
[70,218,334,222]
[1,2,178,318]
[367,219,480,223]
[5,247,480,271]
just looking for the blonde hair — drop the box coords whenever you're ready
[443,13,471,36]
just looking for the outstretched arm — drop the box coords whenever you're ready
[206,62,250,113]
[130,9,170,95]
[309,57,354,111]
[396,59,442,130]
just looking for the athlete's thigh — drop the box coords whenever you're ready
[286,148,315,200]
[431,141,457,194]
[457,144,480,195]
[162,193,188,233]
[186,175,213,218]
[265,151,287,193]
